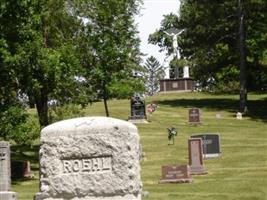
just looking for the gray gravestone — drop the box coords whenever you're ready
[191,134,221,158]
[0,141,17,200]
[188,138,208,175]
[35,117,142,200]
[188,108,201,124]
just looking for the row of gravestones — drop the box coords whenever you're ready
[159,135,221,183]
[128,95,202,124]
[1,117,143,200]
[0,106,219,199]
[129,95,243,123]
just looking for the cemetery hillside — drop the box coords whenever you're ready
[1,0,267,199]
[10,92,267,200]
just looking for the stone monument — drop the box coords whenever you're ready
[188,108,201,124]
[188,138,208,175]
[0,141,17,200]
[35,117,142,200]
[159,165,193,184]
[128,96,147,123]
[191,134,221,158]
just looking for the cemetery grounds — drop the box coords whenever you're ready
[11,92,267,200]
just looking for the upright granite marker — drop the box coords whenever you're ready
[35,117,142,200]
[188,108,201,124]
[188,138,208,175]
[0,141,17,200]
[191,134,221,158]
[128,96,147,123]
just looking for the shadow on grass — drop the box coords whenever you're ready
[11,145,39,165]
[157,97,267,122]
[10,145,39,183]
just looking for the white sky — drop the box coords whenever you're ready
[135,0,180,66]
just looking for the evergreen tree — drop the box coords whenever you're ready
[143,56,165,95]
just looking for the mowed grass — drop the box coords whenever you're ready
[12,92,267,200]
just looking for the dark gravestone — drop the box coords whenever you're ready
[11,160,33,179]
[188,138,208,175]
[0,141,17,200]
[191,134,221,158]
[159,165,193,183]
[188,108,201,124]
[128,96,147,122]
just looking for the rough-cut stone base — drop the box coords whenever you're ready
[0,191,17,200]
[128,119,148,124]
[35,193,141,200]
[189,166,208,175]
[204,153,221,159]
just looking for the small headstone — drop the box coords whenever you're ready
[35,117,142,200]
[0,141,17,200]
[11,160,34,179]
[236,112,242,119]
[188,108,201,124]
[215,113,221,119]
[191,134,221,159]
[159,165,193,183]
[188,138,208,175]
[146,103,158,114]
[128,96,147,123]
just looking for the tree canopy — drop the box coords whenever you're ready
[0,0,144,144]
[149,0,267,112]
[77,0,144,116]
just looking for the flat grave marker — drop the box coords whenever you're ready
[159,165,193,184]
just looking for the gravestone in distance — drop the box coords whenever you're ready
[159,165,193,184]
[0,141,17,200]
[11,160,33,179]
[188,108,201,124]
[188,138,208,175]
[128,96,147,123]
[191,134,221,158]
[35,117,142,200]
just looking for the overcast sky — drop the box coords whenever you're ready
[135,0,180,66]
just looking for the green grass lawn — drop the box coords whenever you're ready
[12,92,267,200]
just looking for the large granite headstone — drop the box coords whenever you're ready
[159,165,193,183]
[188,108,201,124]
[191,134,221,158]
[35,117,142,200]
[128,96,147,123]
[188,138,207,175]
[0,141,17,200]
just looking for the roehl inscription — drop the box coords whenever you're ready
[62,156,112,174]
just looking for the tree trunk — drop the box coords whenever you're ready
[103,82,110,117]
[35,89,49,127]
[238,0,247,113]
[27,92,35,108]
